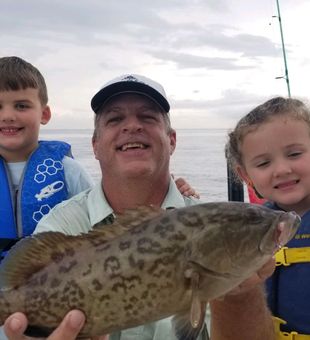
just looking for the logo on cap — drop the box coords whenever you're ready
[121,75,140,82]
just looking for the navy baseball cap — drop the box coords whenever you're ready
[91,74,170,114]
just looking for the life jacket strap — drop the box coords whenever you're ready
[273,317,310,339]
[275,247,310,266]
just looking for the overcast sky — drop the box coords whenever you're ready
[2,0,309,129]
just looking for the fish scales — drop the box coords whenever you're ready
[0,202,300,338]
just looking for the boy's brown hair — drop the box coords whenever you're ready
[0,56,48,105]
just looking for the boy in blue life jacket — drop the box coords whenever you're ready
[0,56,94,261]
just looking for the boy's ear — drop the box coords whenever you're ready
[41,105,51,125]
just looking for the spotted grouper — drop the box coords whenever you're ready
[0,202,300,339]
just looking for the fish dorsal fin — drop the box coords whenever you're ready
[0,232,81,289]
[172,269,209,339]
[114,205,165,228]
[0,207,164,289]
[0,224,128,289]
[90,220,133,239]
[91,206,164,239]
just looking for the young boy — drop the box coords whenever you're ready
[0,56,94,260]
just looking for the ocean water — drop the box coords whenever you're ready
[40,128,231,202]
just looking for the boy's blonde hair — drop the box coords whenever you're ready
[226,96,310,181]
[0,56,48,105]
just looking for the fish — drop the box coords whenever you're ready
[0,202,300,339]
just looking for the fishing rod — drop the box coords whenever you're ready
[227,0,291,202]
[273,0,291,97]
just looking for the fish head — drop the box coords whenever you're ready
[220,206,300,271]
[183,202,300,299]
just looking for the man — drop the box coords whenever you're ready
[3,74,275,340]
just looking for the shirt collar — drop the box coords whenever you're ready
[88,181,114,226]
[161,178,189,209]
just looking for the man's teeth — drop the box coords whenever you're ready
[121,143,146,151]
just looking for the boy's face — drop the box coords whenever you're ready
[238,115,310,216]
[0,88,51,162]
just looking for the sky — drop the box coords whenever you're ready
[1,0,309,129]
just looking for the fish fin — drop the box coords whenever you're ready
[89,221,134,239]
[0,230,107,289]
[172,270,209,339]
[172,305,209,340]
[90,206,164,239]
[0,232,77,288]
[190,271,202,327]
[0,207,165,289]
[114,205,165,228]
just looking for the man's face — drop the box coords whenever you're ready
[92,93,176,180]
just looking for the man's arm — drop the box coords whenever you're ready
[209,258,275,340]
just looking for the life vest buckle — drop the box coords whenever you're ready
[275,247,290,266]
[275,246,310,266]
[280,331,299,340]
[273,316,310,339]
[282,332,298,340]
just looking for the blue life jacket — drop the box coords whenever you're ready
[265,201,310,334]
[0,140,72,258]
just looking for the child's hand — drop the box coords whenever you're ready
[173,175,200,199]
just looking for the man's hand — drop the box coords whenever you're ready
[3,310,107,340]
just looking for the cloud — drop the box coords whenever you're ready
[0,0,309,130]
[151,50,254,70]
[169,89,272,129]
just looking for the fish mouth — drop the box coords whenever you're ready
[276,211,300,248]
[260,211,301,253]
[116,142,150,151]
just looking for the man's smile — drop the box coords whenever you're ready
[117,142,149,151]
